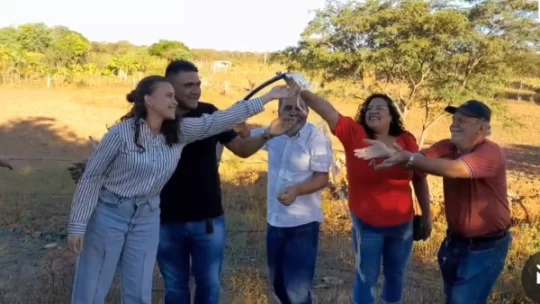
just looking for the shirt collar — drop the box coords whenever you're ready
[287,123,309,140]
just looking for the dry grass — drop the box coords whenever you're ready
[0,64,539,303]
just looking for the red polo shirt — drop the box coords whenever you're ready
[332,115,424,227]
[421,139,511,238]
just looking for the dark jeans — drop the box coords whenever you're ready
[437,231,512,304]
[267,221,320,304]
[157,215,226,304]
[350,213,414,304]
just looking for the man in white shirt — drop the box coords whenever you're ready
[243,96,333,304]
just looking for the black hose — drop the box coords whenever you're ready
[242,73,287,100]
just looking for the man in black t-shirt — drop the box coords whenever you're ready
[69,60,293,304]
[159,61,295,304]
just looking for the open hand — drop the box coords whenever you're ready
[373,143,411,169]
[267,84,300,101]
[266,117,298,137]
[0,156,13,170]
[354,139,395,160]
[281,72,310,91]
[278,186,298,206]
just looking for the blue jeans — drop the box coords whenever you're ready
[437,231,512,304]
[266,221,320,304]
[71,190,160,304]
[157,215,226,304]
[351,214,413,304]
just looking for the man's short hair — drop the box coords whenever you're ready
[165,60,198,78]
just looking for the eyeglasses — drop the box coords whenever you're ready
[367,105,388,112]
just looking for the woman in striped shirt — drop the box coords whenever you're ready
[67,75,295,304]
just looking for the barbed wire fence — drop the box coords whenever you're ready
[0,152,350,235]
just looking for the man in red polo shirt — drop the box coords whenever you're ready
[357,100,512,304]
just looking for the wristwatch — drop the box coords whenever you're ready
[404,154,416,170]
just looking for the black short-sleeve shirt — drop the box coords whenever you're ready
[159,102,237,223]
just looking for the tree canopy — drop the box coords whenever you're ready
[0,23,266,86]
[273,0,540,145]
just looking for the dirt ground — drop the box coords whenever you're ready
[0,74,539,303]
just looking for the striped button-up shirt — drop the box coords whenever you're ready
[68,98,264,235]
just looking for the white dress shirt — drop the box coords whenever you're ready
[251,123,333,228]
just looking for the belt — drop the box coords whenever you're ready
[447,229,508,245]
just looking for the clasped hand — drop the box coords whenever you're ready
[278,186,298,206]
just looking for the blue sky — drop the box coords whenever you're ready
[0,0,327,52]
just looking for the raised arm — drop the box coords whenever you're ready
[180,98,264,144]
[68,126,121,236]
[283,74,341,132]
[299,90,341,132]
[180,85,294,144]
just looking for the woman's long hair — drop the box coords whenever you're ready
[119,75,180,152]
[354,93,405,139]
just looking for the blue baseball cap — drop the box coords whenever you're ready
[445,100,491,122]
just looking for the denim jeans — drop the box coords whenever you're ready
[437,231,512,304]
[157,215,226,304]
[350,214,413,304]
[266,221,320,304]
[71,190,160,304]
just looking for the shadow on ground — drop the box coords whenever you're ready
[504,144,540,177]
[0,117,535,303]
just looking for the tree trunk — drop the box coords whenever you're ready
[418,112,446,149]
[418,127,429,150]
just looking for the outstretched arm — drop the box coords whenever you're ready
[68,127,121,236]
[225,133,271,158]
[225,117,296,158]
[180,85,294,144]
[180,98,264,145]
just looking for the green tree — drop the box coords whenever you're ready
[16,23,52,53]
[148,39,192,61]
[277,0,540,146]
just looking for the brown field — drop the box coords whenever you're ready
[0,63,539,303]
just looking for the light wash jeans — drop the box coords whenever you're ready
[350,213,414,304]
[71,188,160,304]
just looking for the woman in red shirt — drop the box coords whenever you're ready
[296,87,432,304]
